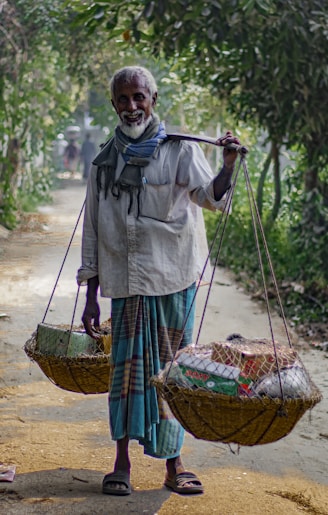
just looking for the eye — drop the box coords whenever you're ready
[134,93,146,101]
[117,95,128,104]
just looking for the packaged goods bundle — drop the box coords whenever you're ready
[176,351,240,395]
[211,334,304,398]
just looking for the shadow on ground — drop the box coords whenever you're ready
[0,467,172,514]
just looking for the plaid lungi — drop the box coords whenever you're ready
[109,283,196,458]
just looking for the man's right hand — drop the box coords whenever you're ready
[82,276,101,339]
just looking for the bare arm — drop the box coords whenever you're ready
[213,131,240,201]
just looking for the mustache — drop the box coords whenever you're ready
[121,110,145,121]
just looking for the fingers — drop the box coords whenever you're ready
[90,330,102,341]
[81,295,101,340]
[82,314,101,340]
[85,322,102,340]
[216,131,240,147]
[81,315,93,336]
[93,312,100,331]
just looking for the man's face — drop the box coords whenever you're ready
[111,76,157,139]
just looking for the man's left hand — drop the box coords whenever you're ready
[216,131,241,169]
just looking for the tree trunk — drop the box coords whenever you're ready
[263,141,281,231]
[304,166,318,192]
[302,143,321,225]
[256,145,272,216]
[270,142,281,223]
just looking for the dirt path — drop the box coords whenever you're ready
[0,178,327,514]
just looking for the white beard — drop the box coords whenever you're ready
[119,112,152,140]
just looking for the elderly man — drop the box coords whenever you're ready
[77,65,240,496]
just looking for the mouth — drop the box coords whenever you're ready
[122,111,144,126]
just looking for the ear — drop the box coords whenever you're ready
[152,92,158,107]
[111,99,118,114]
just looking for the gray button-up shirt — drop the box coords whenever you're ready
[77,139,229,298]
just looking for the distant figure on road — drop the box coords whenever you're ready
[53,133,68,172]
[63,140,80,176]
[80,133,96,181]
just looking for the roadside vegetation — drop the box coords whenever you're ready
[1,0,327,338]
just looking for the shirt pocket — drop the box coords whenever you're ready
[139,182,174,221]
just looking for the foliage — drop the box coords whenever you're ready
[0,0,79,227]
[17,168,53,213]
[68,0,328,330]
[1,0,327,332]
[204,148,328,328]
[71,0,328,189]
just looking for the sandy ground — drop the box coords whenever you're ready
[0,177,327,515]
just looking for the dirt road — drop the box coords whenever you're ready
[0,178,327,514]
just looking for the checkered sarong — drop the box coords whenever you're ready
[109,284,196,458]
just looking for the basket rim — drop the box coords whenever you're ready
[24,347,111,364]
[152,377,323,408]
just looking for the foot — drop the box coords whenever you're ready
[102,470,131,496]
[164,471,203,495]
[165,456,203,495]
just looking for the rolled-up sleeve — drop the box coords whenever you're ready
[181,143,232,213]
[203,180,232,213]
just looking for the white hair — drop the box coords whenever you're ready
[110,66,158,101]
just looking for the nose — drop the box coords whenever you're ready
[126,97,137,112]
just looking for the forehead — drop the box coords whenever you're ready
[113,76,150,98]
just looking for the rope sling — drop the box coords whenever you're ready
[24,134,322,444]
[24,197,113,395]
[151,136,322,446]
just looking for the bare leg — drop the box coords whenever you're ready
[165,455,203,494]
[102,436,131,494]
[166,455,185,479]
[114,436,131,473]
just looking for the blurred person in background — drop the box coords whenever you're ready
[80,133,96,182]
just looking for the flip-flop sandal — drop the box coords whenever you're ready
[310,341,328,351]
[164,471,204,495]
[102,470,132,496]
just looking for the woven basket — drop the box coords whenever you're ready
[24,321,113,395]
[152,377,322,446]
